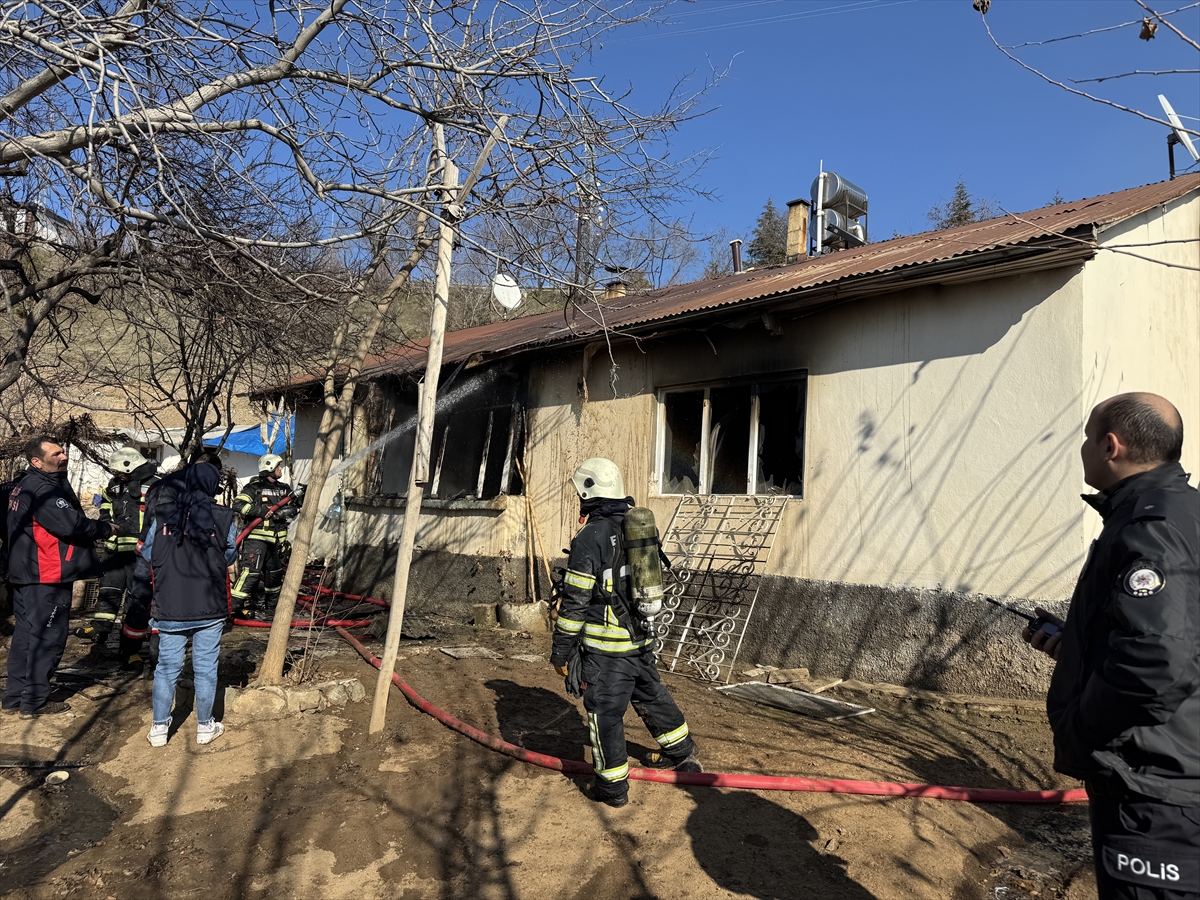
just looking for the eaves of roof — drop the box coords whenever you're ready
[264,174,1200,394]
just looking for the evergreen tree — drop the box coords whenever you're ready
[746,198,788,267]
[926,181,998,230]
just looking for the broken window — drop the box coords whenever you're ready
[658,375,806,496]
[378,370,524,501]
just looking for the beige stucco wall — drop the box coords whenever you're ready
[1081,193,1200,544]
[325,193,1199,608]
[510,263,1089,603]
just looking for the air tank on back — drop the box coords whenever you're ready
[810,172,869,217]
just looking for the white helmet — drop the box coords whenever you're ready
[258,453,283,475]
[108,447,146,474]
[572,458,625,501]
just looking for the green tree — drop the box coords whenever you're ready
[926,181,998,230]
[746,199,788,267]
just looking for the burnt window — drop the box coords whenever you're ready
[658,375,806,496]
[378,371,523,501]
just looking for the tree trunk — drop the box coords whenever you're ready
[258,214,432,684]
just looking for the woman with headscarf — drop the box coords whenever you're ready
[140,462,237,747]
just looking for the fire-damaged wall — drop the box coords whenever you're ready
[318,195,1199,697]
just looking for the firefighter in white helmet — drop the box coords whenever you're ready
[231,453,300,619]
[550,457,701,807]
[78,447,160,658]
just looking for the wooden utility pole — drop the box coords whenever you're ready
[368,117,507,733]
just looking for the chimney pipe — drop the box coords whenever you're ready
[730,238,743,274]
[604,279,627,300]
[785,199,810,263]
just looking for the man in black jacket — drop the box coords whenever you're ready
[3,436,116,717]
[1024,393,1198,899]
[550,457,700,808]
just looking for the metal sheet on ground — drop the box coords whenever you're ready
[715,681,875,721]
[439,646,504,660]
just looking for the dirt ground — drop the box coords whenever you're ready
[1,620,1099,900]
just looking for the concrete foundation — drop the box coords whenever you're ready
[338,547,1066,699]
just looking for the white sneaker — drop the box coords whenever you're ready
[147,723,169,747]
[196,721,225,746]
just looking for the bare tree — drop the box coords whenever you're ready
[978,1,1200,143]
[0,0,715,683]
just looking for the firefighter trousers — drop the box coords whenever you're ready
[231,539,285,615]
[581,650,695,795]
[92,550,138,633]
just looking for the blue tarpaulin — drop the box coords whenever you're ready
[202,415,293,456]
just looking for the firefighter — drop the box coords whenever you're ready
[231,453,299,619]
[550,457,701,808]
[77,448,160,655]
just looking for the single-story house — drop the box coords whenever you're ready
[273,175,1200,698]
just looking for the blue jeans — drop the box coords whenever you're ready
[151,618,224,726]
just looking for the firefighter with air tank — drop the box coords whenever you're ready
[77,448,160,662]
[550,457,701,807]
[231,453,301,620]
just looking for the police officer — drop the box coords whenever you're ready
[3,436,115,716]
[231,454,299,620]
[550,458,701,808]
[78,448,159,654]
[1023,393,1198,900]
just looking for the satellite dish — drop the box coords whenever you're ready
[1159,94,1199,162]
[492,272,523,311]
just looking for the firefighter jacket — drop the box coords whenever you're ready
[551,512,654,665]
[1046,462,1199,806]
[233,476,295,545]
[6,469,111,585]
[99,461,160,553]
[142,508,238,622]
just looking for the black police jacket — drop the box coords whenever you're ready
[6,469,111,585]
[1046,462,1199,806]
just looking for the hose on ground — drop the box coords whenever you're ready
[335,626,1088,805]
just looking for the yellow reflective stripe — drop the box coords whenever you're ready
[582,635,652,653]
[231,569,254,601]
[589,714,604,772]
[584,621,632,639]
[556,616,585,634]
[563,569,595,590]
[92,612,117,621]
[655,723,690,749]
[596,762,629,782]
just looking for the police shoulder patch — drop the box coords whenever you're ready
[1124,562,1165,597]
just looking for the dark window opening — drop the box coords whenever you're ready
[662,389,703,494]
[659,375,806,497]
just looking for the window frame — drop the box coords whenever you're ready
[654,371,807,498]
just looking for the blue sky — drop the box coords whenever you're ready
[584,0,1200,242]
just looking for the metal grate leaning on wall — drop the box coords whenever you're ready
[654,495,788,683]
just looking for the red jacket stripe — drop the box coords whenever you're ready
[32,518,62,583]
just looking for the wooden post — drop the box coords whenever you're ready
[368,155,458,734]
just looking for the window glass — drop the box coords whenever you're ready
[709,385,751,494]
[662,390,703,494]
[756,381,805,496]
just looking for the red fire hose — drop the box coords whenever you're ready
[336,627,1088,805]
[236,494,297,547]
[302,584,389,607]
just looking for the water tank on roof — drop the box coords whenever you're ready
[810,172,868,217]
[823,209,865,244]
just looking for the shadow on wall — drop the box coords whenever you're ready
[748,280,1124,694]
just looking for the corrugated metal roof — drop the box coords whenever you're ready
[287,175,1200,388]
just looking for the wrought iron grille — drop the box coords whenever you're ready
[654,495,788,683]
